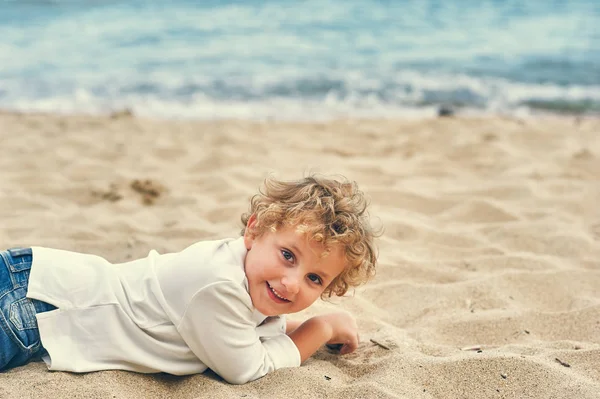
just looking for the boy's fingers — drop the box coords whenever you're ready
[341,337,359,354]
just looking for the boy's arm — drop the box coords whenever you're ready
[288,313,359,363]
[288,317,332,363]
[178,282,301,384]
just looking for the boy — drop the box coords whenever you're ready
[0,175,378,384]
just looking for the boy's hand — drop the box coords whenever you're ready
[288,312,359,363]
[320,312,359,355]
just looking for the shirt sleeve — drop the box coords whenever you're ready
[177,281,301,384]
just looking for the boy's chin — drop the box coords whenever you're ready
[253,301,294,317]
[257,304,309,317]
[255,306,282,317]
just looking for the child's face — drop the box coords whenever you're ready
[243,216,346,317]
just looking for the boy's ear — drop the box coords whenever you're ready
[243,214,258,250]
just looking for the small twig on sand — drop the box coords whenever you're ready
[555,358,571,368]
[370,338,391,350]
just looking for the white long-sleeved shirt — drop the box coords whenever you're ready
[26,237,301,384]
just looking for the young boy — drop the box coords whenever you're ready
[0,175,378,384]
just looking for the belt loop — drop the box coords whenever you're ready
[7,248,33,258]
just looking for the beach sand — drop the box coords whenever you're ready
[1,111,599,398]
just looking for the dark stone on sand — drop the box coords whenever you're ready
[110,108,134,119]
[437,106,455,117]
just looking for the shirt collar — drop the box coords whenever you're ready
[227,236,268,325]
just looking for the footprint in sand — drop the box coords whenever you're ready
[130,179,166,205]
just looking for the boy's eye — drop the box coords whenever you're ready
[281,249,294,262]
[307,274,322,285]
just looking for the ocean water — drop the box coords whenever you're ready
[0,0,599,120]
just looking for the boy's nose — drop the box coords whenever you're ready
[281,272,300,295]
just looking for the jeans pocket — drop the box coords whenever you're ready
[10,298,38,331]
[0,289,40,352]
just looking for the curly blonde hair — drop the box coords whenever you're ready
[240,174,379,298]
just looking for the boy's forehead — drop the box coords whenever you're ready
[264,221,343,256]
[286,226,344,259]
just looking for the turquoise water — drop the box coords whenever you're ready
[0,0,598,119]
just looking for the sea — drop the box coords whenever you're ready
[0,0,599,120]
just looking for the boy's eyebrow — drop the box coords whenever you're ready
[318,270,333,281]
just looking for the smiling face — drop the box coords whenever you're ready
[243,215,347,316]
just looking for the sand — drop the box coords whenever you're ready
[0,111,599,398]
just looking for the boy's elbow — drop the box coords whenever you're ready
[221,370,261,385]
[207,347,284,384]
[223,374,251,385]
[217,361,274,384]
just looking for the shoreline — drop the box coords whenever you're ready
[1,107,599,124]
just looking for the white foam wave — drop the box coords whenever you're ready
[1,66,599,120]
[0,93,439,121]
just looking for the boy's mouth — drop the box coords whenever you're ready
[266,282,291,303]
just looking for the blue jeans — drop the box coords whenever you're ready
[0,248,56,371]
